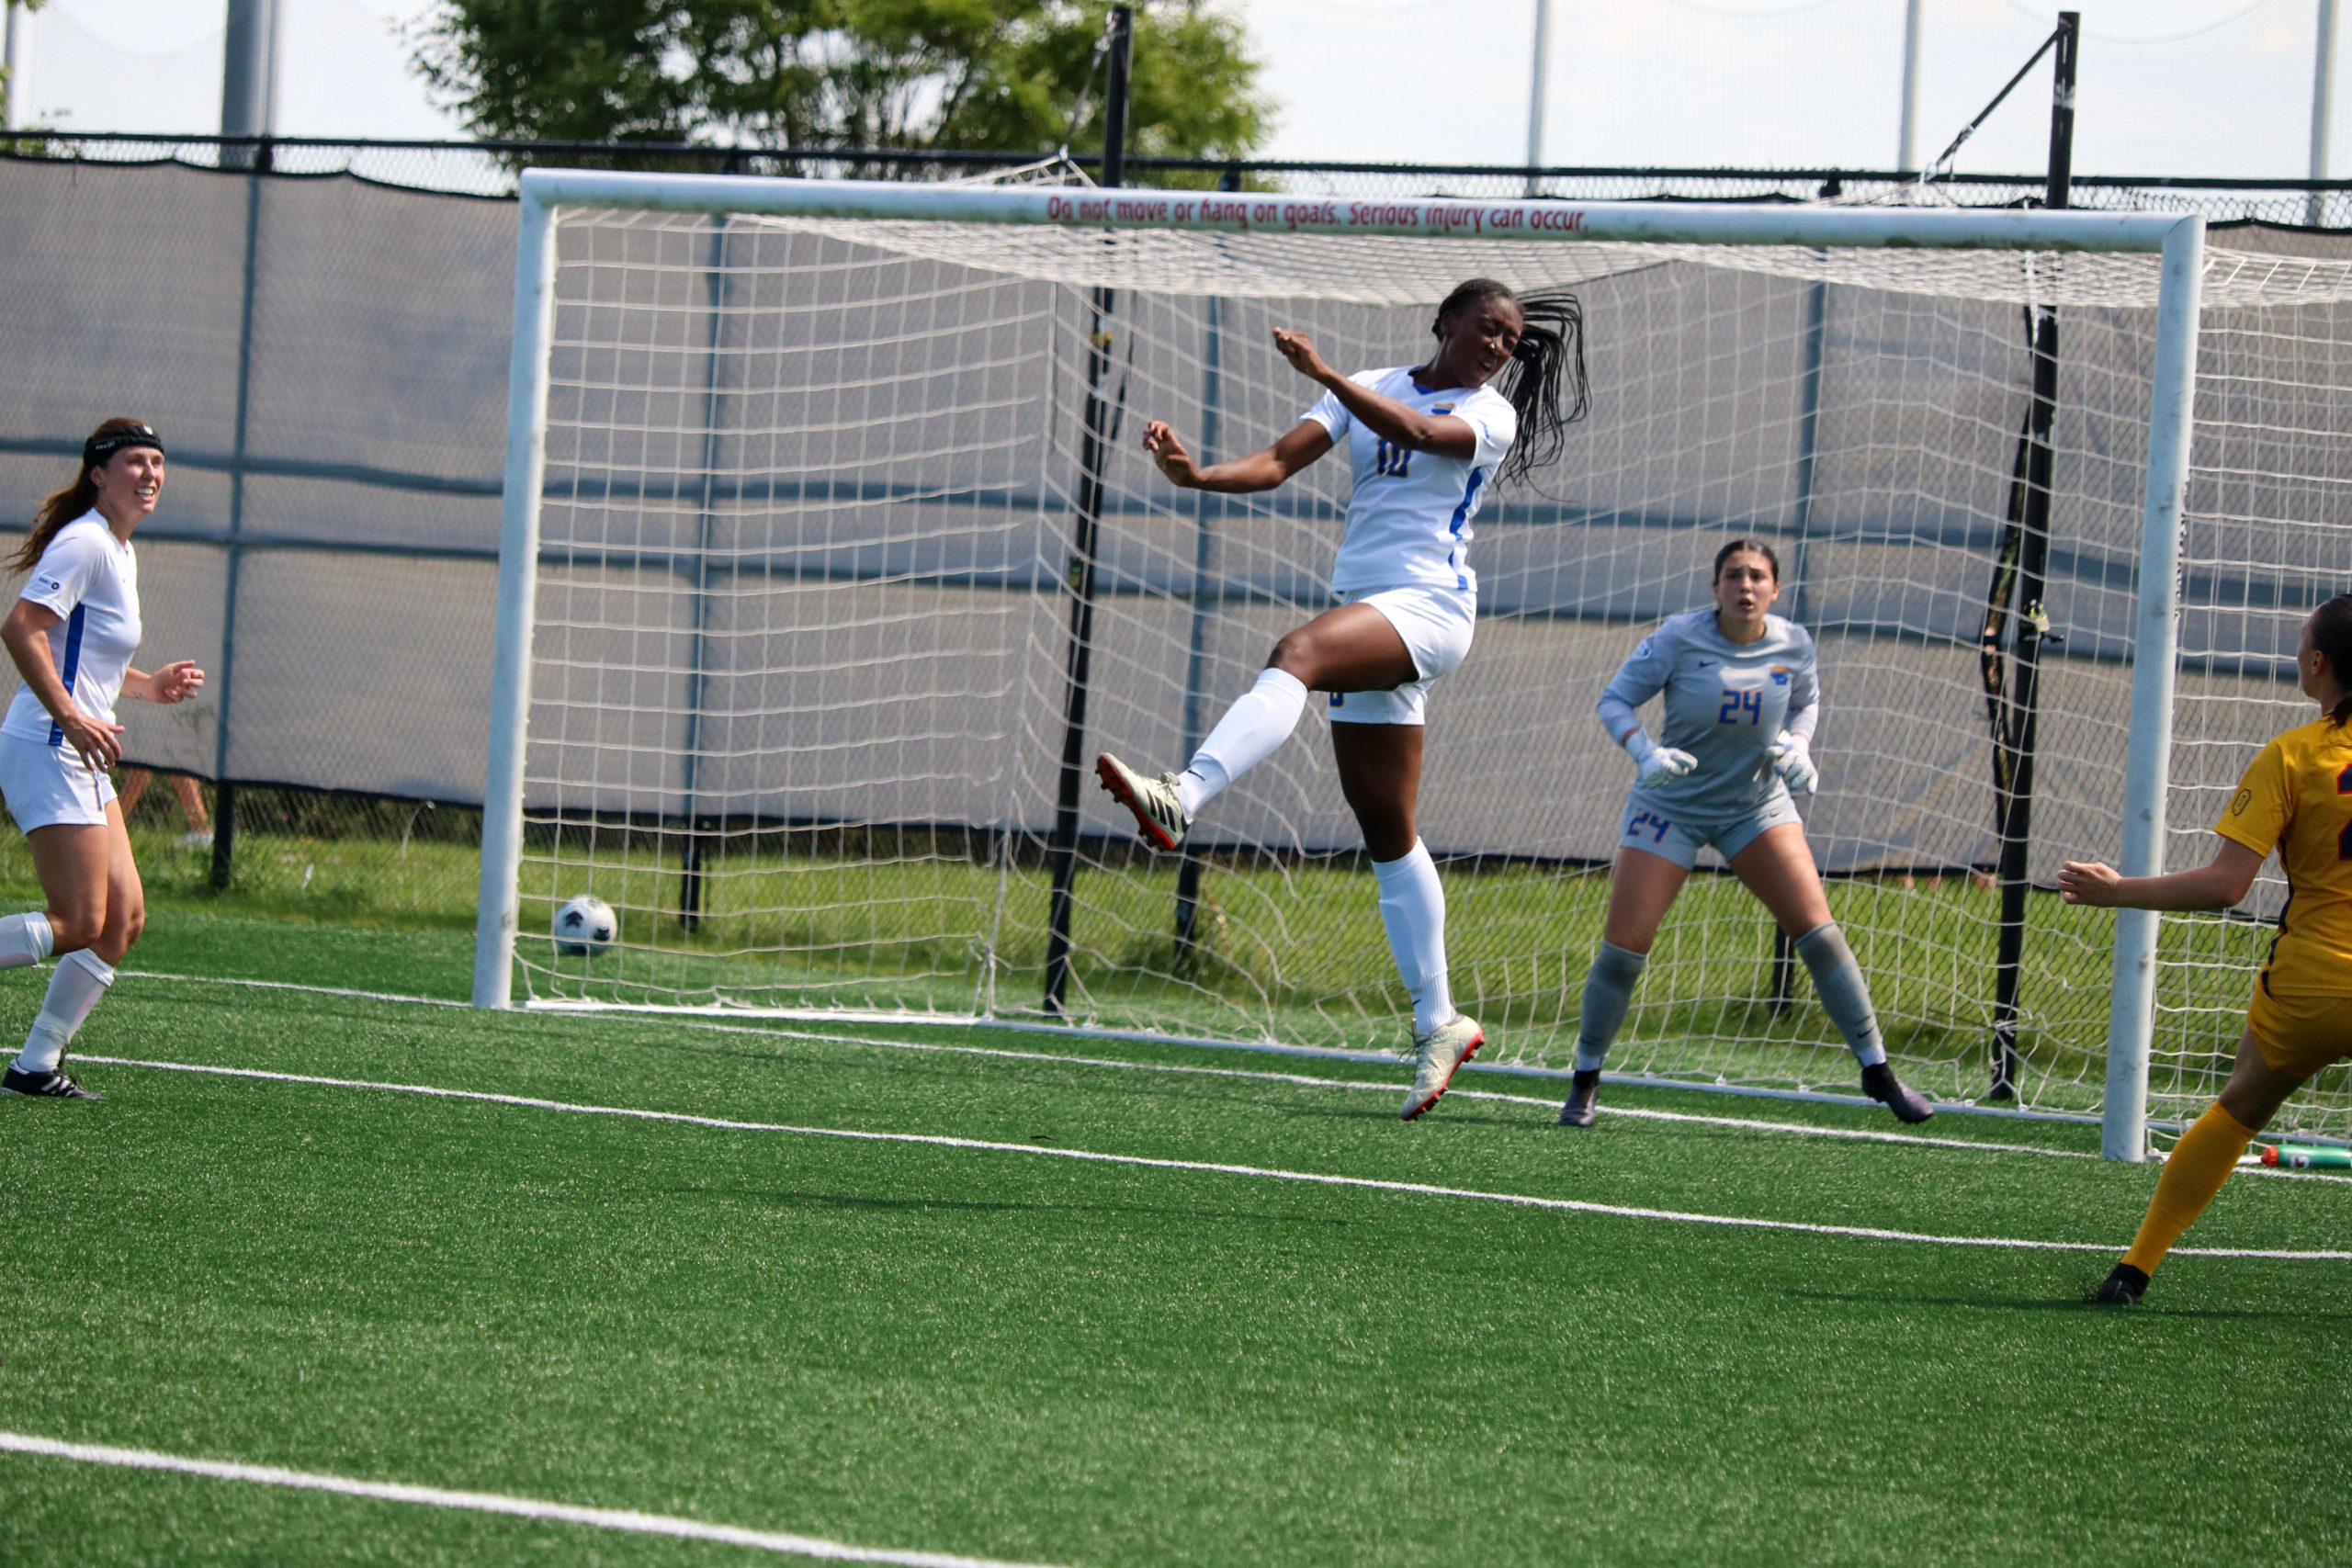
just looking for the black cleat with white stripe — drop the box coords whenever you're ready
[2,1065,103,1100]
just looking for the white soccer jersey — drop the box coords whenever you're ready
[1302,367,1517,595]
[1,513,142,748]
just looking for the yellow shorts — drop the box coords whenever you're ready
[2246,979,2352,1077]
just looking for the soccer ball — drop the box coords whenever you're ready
[552,894,617,957]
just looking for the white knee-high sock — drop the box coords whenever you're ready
[1374,840,1456,1035]
[0,911,53,971]
[15,949,114,1076]
[1176,668,1308,818]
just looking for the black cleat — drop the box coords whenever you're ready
[2095,1263,2149,1306]
[1557,1069,1601,1127]
[1,1066,103,1100]
[1860,1062,1934,1124]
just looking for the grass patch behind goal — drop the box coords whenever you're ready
[0,799,2293,1118]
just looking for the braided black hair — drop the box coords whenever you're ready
[2312,592,2352,727]
[1430,278,1589,486]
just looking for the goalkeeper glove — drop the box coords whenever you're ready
[1623,728,1698,791]
[1767,730,1818,795]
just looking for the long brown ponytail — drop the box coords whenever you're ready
[2312,592,2352,727]
[12,417,158,576]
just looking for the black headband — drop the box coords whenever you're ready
[84,424,164,468]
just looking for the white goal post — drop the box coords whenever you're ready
[473,167,2206,1163]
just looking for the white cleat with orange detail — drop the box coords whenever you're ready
[1400,1015,1483,1120]
[1095,752,1191,852]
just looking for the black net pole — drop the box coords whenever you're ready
[2047,15,2078,208]
[208,782,238,890]
[1041,5,1133,1016]
[1987,11,2076,1100]
[1772,276,1829,1018]
[1989,315,2060,1097]
[676,215,733,932]
[209,157,267,893]
[1171,165,1242,979]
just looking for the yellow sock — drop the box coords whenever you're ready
[2122,1102,2258,1275]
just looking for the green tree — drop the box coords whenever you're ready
[410,1,1272,167]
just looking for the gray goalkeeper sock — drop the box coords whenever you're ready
[1793,921,1888,1068]
[1576,940,1648,1073]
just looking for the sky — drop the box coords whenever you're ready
[3,0,2343,178]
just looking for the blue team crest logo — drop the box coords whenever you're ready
[1769,666,1791,685]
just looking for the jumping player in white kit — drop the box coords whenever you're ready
[1096,278,1589,1119]
[0,420,206,1100]
[1557,538,1935,1129]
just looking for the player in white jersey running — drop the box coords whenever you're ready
[1097,278,1589,1119]
[1557,538,1936,1129]
[0,420,207,1100]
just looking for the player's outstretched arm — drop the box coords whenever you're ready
[1271,329,1476,458]
[2059,840,2264,911]
[1142,418,1331,493]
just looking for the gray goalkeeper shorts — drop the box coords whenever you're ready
[1617,785,1804,871]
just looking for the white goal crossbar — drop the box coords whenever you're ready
[475,168,2205,1163]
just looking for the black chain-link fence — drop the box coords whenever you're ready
[0,772,485,934]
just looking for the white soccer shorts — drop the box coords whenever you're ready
[1324,583,1476,727]
[0,733,117,833]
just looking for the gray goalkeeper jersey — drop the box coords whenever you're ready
[1597,608,1820,817]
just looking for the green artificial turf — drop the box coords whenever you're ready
[2,910,2348,1565]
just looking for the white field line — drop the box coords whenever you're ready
[117,969,2088,1161]
[119,971,472,1008]
[117,969,2091,1126]
[71,1055,2352,1260]
[671,1019,2106,1163]
[109,970,2352,1183]
[0,1432,1079,1567]
[530,994,2100,1122]
[2229,1157,2352,1185]
[677,1022,2352,1186]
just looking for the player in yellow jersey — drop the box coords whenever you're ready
[2058,592,2352,1304]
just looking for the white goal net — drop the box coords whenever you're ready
[473,175,2352,1149]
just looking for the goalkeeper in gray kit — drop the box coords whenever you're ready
[1559,537,1935,1128]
